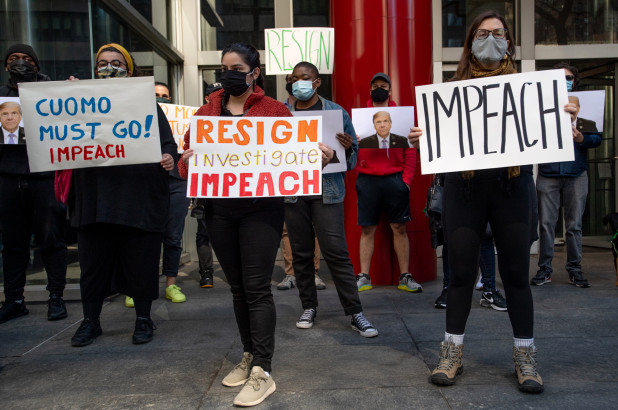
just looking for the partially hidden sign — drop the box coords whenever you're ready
[159,103,198,152]
[415,69,574,174]
[265,27,334,75]
[19,77,161,172]
[188,116,322,198]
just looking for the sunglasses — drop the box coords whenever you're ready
[565,75,575,81]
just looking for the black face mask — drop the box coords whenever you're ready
[371,87,390,103]
[286,82,293,96]
[8,59,37,83]
[220,69,254,97]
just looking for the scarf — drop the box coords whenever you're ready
[462,57,519,180]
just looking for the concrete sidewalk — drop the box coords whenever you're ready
[1,246,617,409]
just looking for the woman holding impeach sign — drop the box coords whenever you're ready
[68,44,177,347]
[179,42,333,407]
[409,11,580,393]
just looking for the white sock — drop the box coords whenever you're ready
[264,371,270,377]
[445,332,464,345]
[514,337,534,348]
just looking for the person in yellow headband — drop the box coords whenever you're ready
[95,43,136,78]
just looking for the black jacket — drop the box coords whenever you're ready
[71,104,178,232]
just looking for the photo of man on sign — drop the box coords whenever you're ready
[0,100,25,145]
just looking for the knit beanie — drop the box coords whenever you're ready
[4,44,40,70]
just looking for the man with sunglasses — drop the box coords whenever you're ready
[532,63,602,288]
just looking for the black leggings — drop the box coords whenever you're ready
[443,171,534,339]
[205,198,284,373]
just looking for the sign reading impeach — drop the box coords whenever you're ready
[188,116,322,198]
[415,69,574,174]
[19,77,161,172]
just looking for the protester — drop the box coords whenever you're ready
[285,61,379,339]
[69,43,177,347]
[408,11,560,393]
[179,43,294,407]
[532,62,602,288]
[0,44,68,324]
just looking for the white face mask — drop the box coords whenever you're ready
[471,36,508,65]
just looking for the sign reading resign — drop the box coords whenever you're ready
[265,27,334,75]
[159,103,198,152]
[19,77,161,172]
[188,116,322,198]
[415,69,574,174]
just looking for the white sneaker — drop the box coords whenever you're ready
[315,274,326,290]
[233,366,276,407]
[276,275,296,290]
[356,273,372,292]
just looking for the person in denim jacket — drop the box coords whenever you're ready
[284,61,378,337]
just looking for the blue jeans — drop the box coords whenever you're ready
[162,178,191,277]
[537,172,588,275]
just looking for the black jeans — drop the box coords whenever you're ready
[0,175,67,301]
[162,178,191,277]
[205,198,283,373]
[443,170,534,338]
[284,197,362,315]
[196,218,213,271]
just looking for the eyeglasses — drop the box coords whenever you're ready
[96,59,126,69]
[473,28,507,40]
[565,75,575,81]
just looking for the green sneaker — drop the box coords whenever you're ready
[166,285,186,303]
[356,273,373,292]
[125,296,134,308]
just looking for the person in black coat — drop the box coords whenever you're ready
[0,44,68,325]
[70,43,177,347]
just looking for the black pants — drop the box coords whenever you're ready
[205,198,283,373]
[196,218,213,271]
[0,175,67,301]
[284,197,362,315]
[78,223,162,319]
[443,171,534,338]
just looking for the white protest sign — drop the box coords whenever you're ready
[569,90,605,132]
[188,116,322,198]
[19,77,161,172]
[265,27,334,75]
[293,110,346,174]
[159,103,199,152]
[352,106,415,148]
[415,69,574,174]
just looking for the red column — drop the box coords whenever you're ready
[331,0,436,285]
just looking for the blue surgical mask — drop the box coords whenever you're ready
[566,80,574,91]
[292,79,317,101]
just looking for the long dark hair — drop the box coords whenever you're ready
[451,10,516,81]
[221,42,264,89]
[553,62,580,90]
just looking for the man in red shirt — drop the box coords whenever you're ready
[355,73,421,293]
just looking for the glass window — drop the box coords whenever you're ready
[536,1,618,45]
[442,0,517,47]
[201,0,274,51]
[293,0,329,27]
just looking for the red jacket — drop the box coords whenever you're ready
[357,100,416,185]
[178,86,292,179]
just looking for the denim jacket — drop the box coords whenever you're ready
[286,95,358,204]
[537,129,602,177]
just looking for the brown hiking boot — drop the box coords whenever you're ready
[430,338,463,385]
[513,344,544,393]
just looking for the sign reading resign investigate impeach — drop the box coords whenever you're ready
[188,116,322,198]
[19,77,161,172]
[415,69,574,174]
[265,28,334,74]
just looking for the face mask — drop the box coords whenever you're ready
[97,65,128,79]
[8,59,37,83]
[471,36,508,65]
[220,69,254,97]
[156,96,171,104]
[285,82,293,96]
[292,80,317,101]
[371,87,389,103]
[566,80,574,92]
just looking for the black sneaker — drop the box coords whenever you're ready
[569,271,590,288]
[530,270,551,286]
[351,312,378,338]
[133,317,156,344]
[47,294,68,321]
[480,289,507,311]
[0,300,29,324]
[200,268,214,288]
[434,288,447,309]
[71,318,102,347]
[296,308,316,329]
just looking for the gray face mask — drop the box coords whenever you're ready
[471,36,508,65]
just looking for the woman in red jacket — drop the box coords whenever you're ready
[179,43,291,407]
